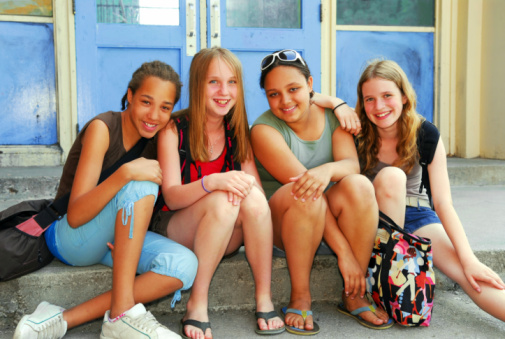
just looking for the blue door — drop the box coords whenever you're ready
[211,0,321,123]
[75,0,195,129]
[75,0,320,127]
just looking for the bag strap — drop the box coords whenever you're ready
[33,137,149,230]
[417,120,440,207]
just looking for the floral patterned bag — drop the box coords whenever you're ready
[366,212,436,326]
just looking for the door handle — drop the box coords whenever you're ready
[210,0,221,47]
[186,0,197,56]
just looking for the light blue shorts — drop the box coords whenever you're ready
[45,181,197,306]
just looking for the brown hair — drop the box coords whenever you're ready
[174,47,250,163]
[121,60,182,110]
[355,59,423,175]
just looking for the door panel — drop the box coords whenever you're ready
[0,21,57,145]
[75,0,320,127]
[75,0,193,130]
[211,0,321,124]
[336,31,434,121]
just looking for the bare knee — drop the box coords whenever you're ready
[204,191,240,224]
[239,186,270,221]
[272,183,326,231]
[373,167,406,201]
[336,174,376,209]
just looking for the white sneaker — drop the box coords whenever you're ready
[100,303,181,339]
[13,301,67,339]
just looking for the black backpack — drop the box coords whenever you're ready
[417,120,440,208]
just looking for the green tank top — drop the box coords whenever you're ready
[252,108,340,194]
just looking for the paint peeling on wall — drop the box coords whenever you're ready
[0,0,52,17]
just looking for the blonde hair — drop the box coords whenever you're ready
[355,59,423,175]
[175,47,250,163]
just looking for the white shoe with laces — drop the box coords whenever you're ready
[100,303,181,339]
[13,301,67,339]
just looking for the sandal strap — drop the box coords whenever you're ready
[181,319,211,332]
[285,308,313,320]
[255,311,280,322]
[350,305,375,316]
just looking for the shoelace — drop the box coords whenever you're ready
[35,313,65,338]
[128,311,168,332]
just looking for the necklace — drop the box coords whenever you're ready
[208,133,223,157]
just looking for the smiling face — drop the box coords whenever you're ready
[127,76,176,139]
[263,65,313,124]
[204,57,237,118]
[362,77,407,133]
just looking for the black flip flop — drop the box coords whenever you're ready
[255,310,286,335]
[180,318,211,339]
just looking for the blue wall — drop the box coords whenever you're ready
[336,31,434,121]
[0,21,57,144]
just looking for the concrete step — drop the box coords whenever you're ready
[1,159,505,334]
[1,157,505,205]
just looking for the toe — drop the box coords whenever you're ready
[257,318,268,330]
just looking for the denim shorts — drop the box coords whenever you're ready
[404,205,441,234]
[44,181,198,305]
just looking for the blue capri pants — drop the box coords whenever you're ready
[44,180,197,307]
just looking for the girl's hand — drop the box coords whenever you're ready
[333,104,361,136]
[338,253,366,299]
[463,259,505,292]
[124,158,163,185]
[206,171,255,199]
[289,165,331,202]
[311,92,361,135]
[228,192,243,206]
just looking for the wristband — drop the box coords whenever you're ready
[333,102,347,112]
[201,175,212,193]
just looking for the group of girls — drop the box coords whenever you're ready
[14,47,505,339]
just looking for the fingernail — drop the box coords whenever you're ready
[301,198,305,202]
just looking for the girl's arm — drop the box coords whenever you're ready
[290,126,360,202]
[66,120,162,227]
[311,92,361,135]
[158,121,208,210]
[251,124,358,202]
[250,124,308,185]
[158,121,255,210]
[429,138,505,292]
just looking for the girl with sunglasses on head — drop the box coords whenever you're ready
[355,59,505,322]
[14,61,197,339]
[155,47,284,339]
[251,50,393,334]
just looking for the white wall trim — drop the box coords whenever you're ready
[53,0,78,163]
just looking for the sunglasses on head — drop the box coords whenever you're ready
[260,49,306,71]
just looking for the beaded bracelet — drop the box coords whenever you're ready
[332,102,347,112]
[201,175,212,193]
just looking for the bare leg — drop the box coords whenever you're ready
[373,167,407,227]
[269,183,325,331]
[415,224,505,321]
[63,272,183,328]
[107,195,155,318]
[167,191,240,339]
[235,187,283,331]
[325,174,389,325]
